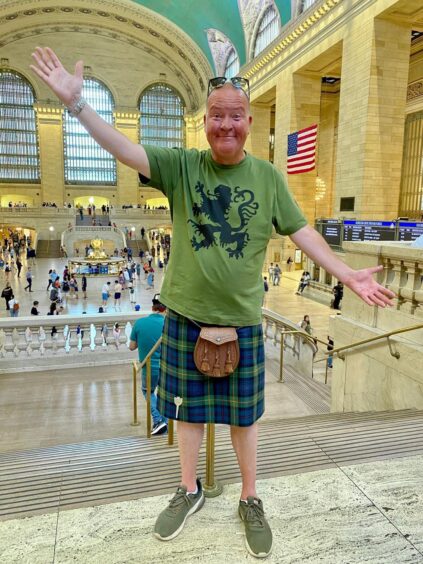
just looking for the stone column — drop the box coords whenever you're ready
[114,108,140,205]
[335,18,410,219]
[34,102,65,205]
[245,104,271,161]
[274,72,321,223]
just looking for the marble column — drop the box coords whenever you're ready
[114,108,140,205]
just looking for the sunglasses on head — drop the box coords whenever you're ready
[207,76,250,99]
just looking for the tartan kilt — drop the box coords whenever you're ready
[157,309,265,426]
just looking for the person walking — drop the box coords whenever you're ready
[24,267,33,292]
[1,283,14,310]
[273,264,281,286]
[296,271,310,295]
[8,298,19,317]
[31,49,394,559]
[129,295,168,435]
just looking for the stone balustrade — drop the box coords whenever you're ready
[0,207,74,217]
[0,312,145,373]
[61,226,126,251]
[111,208,170,218]
[262,308,318,379]
[331,241,423,413]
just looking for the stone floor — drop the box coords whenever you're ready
[1,454,422,563]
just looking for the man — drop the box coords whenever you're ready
[31,48,394,559]
[101,281,111,308]
[129,295,168,435]
[24,267,33,292]
[273,264,281,286]
[332,281,344,310]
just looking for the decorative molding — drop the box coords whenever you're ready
[0,0,213,110]
[408,80,423,101]
[242,0,341,82]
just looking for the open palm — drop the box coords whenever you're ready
[344,265,395,308]
[30,47,83,107]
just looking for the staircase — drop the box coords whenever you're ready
[1,409,422,521]
[36,239,61,258]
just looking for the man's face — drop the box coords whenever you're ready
[204,84,252,165]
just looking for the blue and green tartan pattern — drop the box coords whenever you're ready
[157,309,265,426]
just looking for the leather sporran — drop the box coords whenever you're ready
[194,327,240,377]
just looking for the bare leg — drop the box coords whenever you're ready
[230,423,258,499]
[177,421,204,491]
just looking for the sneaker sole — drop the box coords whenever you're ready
[154,492,205,541]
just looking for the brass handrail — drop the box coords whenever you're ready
[326,322,423,360]
[132,337,174,446]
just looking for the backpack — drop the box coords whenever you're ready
[62,281,70,292]
[13,302,19,312]
[50,288,59,301]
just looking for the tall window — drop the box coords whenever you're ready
[139,84,184,148]
[253,6,280,58]
[224,49,240,78]
[301,0,318,12]
[399,111,423,220]
[63,78,116,184]
[0,71,40,183]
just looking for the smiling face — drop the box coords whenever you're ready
[204,83,252,165]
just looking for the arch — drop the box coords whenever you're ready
[139,83,185,148]
[0,69,40,183]
[251,4,281,59]
[63,77,117,185]
[224,48,240,78]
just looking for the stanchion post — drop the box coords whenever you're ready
[279,330,285,383]
[146,357,152,438]
[168,419,174,446]
[131,362,140,426]
[203,423,223,498]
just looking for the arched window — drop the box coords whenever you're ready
[253,6,280,58]
[63,78,116,184]
[301,0,318,12]
[139,84,185,148]
[0,71,40,183]
[224,49,240,79]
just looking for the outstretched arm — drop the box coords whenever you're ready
[290,225,395,307]
[30,47,150,178]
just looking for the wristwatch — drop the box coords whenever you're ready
[67,96,87,117]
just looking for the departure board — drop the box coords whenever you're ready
[398,222,423,241]
[320,221,342,247]
[343,220,396,242]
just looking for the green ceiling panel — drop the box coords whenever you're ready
[130,1,292,70]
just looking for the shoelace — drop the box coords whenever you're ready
[245,501,265,528]
[168,488,191,513]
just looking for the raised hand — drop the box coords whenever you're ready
[343,265,395,308]
[30,47,83,107]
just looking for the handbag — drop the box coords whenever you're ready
[193,326,240,377]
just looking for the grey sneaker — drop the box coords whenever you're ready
[154,478,205,541]
[239,497,273,558]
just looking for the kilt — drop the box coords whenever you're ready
[157,309,265,426]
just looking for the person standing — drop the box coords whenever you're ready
[24,267,33,292]
[101,281,111,308]
[31,49,394,559]
[81,274,87,299]
[332,281,344,310]
[16,256,22,278]
[129,295,168,435]
[114,279,122,309]
[8,298,19,317]
[268,262,274,285]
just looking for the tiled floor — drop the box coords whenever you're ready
[1,455,422,563]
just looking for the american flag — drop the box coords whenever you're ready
[287,124,318,175]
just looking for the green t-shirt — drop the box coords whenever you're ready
[142,146,307,326]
